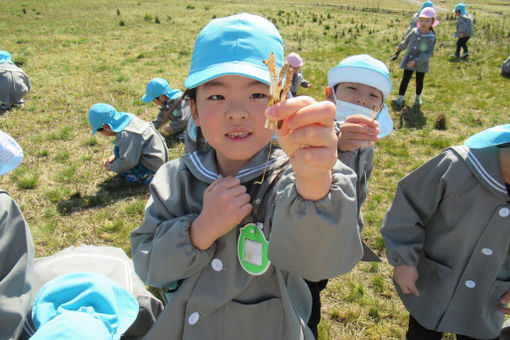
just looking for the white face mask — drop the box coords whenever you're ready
[333,92,379,122]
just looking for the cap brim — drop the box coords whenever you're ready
[141,94,154,103]
[464,124,510,149]
[185,61,270,89]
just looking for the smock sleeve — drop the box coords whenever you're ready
[0,192,34,340]
[109,131,144,174]
[268,161,363,282]
[381,149,457,267]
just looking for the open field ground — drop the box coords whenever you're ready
[1,0,509,338]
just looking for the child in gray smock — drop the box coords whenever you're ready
[141,77,192,136]
[394,7,438,108]
[88,103,168,184]
[381,124,510,340]
[302,54,394,338]
[0,50,31,112]
[130,13,362,340]
[452,3,474,59]
[0,130,34,340]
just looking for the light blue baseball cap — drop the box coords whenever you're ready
[453,3,467,15]
[31,272,139,340]
[0,50,14,64]
[328,54,392,100]
[88,103,133,136]
[418,1,434,15]
[0,130,23,175]
[142,78,183,103]
[464,124,510,149]
[184,13,284,89]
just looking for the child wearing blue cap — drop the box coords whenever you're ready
[299,54,393,338]
[381,124,510,340]
[0,130,35,340]
[142,77,192,136]
[131,13,362,339]
[0,50,31,113]
[88,103,169,183]
[452,3,474,59]
[394,7,439,108]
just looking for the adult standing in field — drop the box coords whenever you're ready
[393,7,438,108]
[452,3,474,59]
[0,50,31,113]
[0,130,34,340]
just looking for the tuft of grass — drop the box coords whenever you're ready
[48,126,74,141]
[12,166,39,189]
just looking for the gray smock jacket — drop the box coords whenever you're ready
[0,63,31,107]
[110,116,168,174]
[399,27,436,73]
[381,145,510,339]
[151,97,192,132]
[0,191,34,340]
[131,145,363,340]
[454,14,474,38]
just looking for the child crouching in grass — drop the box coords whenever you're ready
[88,103,168,184]
[130,13,362,339]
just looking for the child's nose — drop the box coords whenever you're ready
[226,103,249,120]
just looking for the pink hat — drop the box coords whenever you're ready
[418,7,440,27]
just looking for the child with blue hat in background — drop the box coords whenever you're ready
[142,77,192,138]
[131,12,362,340]
[0,130,35,340]
[0,50,31,113]
[299,54,394,338]
[29,272,139,340]
[88,103,169,183]
[382,124,510,340]
[452,3,474,59]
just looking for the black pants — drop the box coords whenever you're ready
[398,69,425,96]
[456,36,471,56]
[305,278,329,339]
[406,315,498,340]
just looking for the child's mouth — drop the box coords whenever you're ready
[226,131,250,139]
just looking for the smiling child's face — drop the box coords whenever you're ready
[191,75,273,176]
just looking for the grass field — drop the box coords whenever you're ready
[1,0,509,339]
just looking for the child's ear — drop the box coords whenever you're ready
[190,100,200,127]
[325,86,335,103]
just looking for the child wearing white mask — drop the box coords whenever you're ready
[304,54,393,339]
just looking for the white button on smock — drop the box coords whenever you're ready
[465,280,476,289]
[482,248,493,256]
[211,258,223,272]
[188,312,200,325]
[499,207,510,217]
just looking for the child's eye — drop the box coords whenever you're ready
[251,93,267,99]
[208,94,224,101]
[346,86,357,91]
[370,93,381,99]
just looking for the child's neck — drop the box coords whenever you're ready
[498,148,510,183]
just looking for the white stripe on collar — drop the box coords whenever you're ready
[190,152,286,180]
[190,152,218,180]
[466,150,507,194]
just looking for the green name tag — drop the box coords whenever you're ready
[237,223,270,276]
